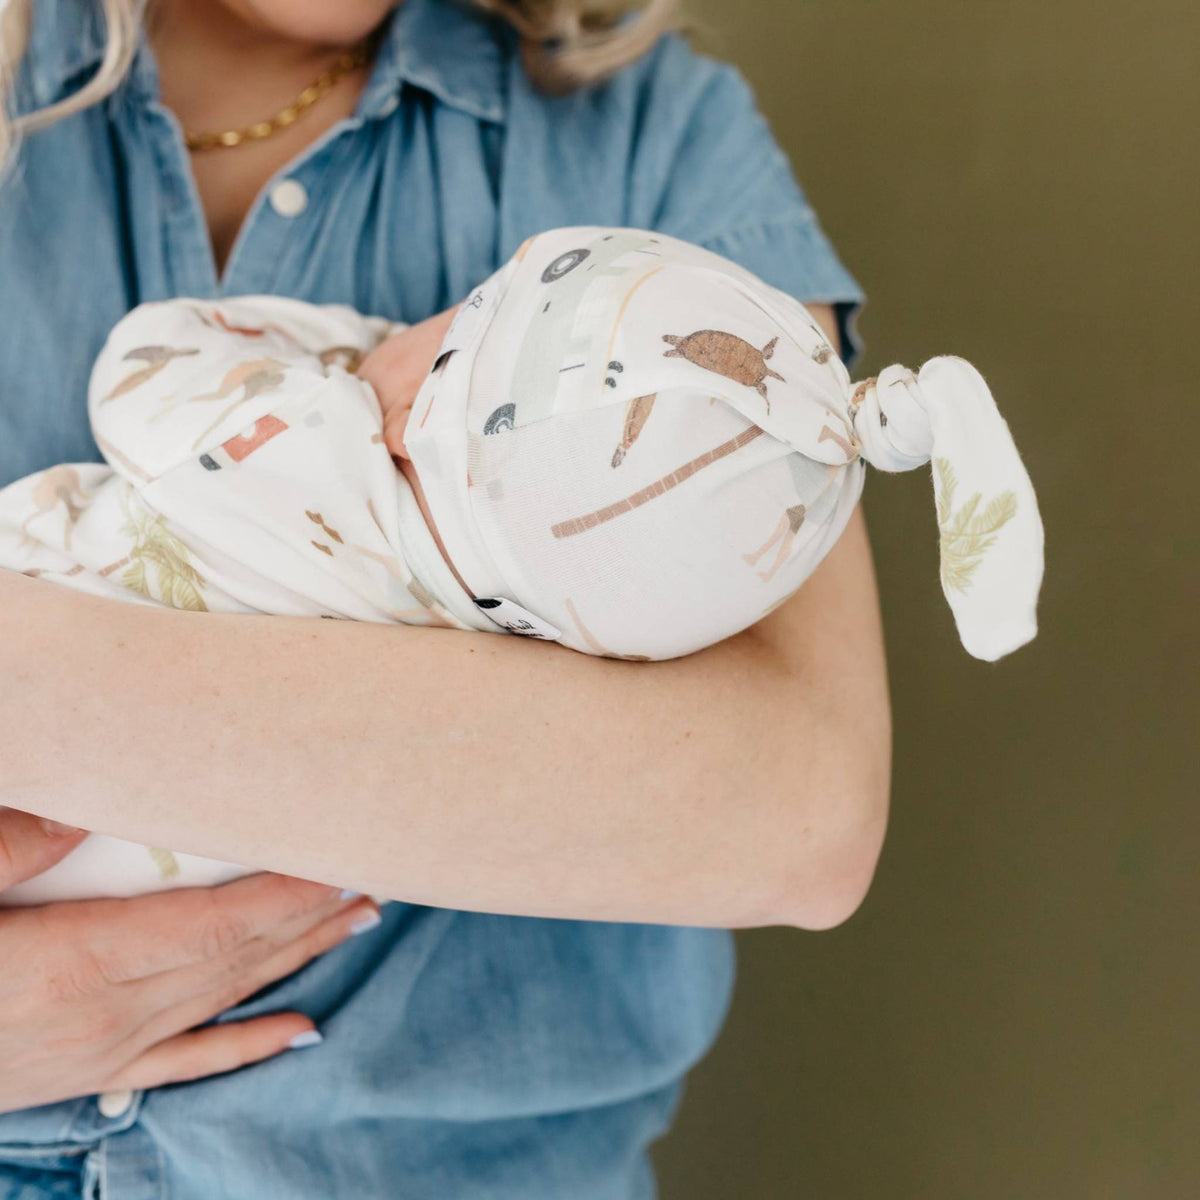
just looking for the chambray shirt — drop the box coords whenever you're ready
[0,1,864,1196]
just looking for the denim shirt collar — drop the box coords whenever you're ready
[24,0,511,124]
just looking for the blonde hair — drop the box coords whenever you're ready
[0,0,711,172]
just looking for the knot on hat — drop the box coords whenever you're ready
[848,363,935,474]
[845,356,1045,661]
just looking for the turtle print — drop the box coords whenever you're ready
[661,329,785,412]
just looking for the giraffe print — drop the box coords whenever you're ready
[742,504,806,582]
[350,543,463,628]
[563,597,652,661]
[742,458,839,582]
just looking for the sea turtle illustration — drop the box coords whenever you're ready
[661,329,785,412]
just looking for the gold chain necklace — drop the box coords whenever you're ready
[184,42,373,153]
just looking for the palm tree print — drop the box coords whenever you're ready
[107,489,209,611]
[148,847,181,880]
[935,456,1018,594]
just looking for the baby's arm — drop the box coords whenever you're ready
[88,296,398,482]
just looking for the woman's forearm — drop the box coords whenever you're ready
[1,506,889,930]
[2,298,892,931]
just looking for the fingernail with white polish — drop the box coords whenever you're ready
[288,1030,323,1050]
[349,910,382,936]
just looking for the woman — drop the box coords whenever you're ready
[0,0,891,1195]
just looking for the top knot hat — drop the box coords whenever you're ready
[403,226,1044,662]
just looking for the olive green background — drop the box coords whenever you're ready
[652,2,1198,1197]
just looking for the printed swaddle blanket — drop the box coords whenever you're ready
[0,225,1044,905]
[0,295,500,904]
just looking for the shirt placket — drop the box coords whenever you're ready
[81,1121,163,1200]
[27,1086,151,1200]
[115,42,397,303]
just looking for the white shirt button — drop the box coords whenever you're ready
[269,179,308,218]
[97,1088,135,1118]
[378,93,400,118]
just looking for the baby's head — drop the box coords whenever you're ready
[398,226,1044,662]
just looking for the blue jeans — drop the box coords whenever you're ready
[0,1150,87,1200]
[0,901,730,1199]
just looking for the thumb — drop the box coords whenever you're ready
[0,807,88,891]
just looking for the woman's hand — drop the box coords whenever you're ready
[0,806,379,1114]
[358,303,460,459]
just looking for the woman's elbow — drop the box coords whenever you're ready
[723,499,893,931]
[770,773,891,931]
[763,734,888,931]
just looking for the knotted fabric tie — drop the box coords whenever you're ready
[850,357,1044,661]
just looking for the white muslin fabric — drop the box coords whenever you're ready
[406,225,1044,663]
[0,225,1044,903]
[0,294,498,905]
[849,359,1044,661]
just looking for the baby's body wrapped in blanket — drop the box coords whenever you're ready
[0,226,1043,905]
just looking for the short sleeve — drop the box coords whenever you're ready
[627,34,866,367]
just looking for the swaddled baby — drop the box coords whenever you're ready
[0,224,1044,905]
